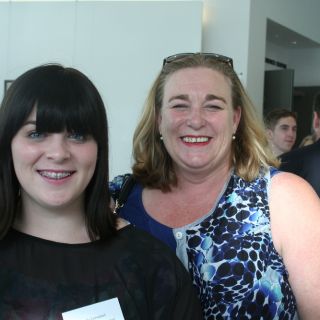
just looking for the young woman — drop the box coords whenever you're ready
[0,64,203,320]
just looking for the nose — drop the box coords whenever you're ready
[187,107,205,129]
[46,134,71,161]
[288,128,296,138]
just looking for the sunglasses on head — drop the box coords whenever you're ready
[162,52,233,68]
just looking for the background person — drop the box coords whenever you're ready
[264,108,297,157]
[110,53,320,319]
[280,92,320,196]
[0,64,203,319]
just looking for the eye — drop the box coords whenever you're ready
[171,104,188,109]
[28,131,45,140]
[68,132,87,142]
[205,104,222,111]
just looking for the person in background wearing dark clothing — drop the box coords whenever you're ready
[280,92,320,196]
[264,108,297,157]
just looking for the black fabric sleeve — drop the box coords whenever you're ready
[140,235,204,320]
[171,259,204,320]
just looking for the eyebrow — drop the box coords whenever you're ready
[206,94,227,103]
[279,124,297,129]
[168,94,226,103]
[23,120,36,126]
[279,123,295,126]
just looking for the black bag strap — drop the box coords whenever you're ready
[113,174,136,215]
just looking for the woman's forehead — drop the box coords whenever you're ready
[163,67,232,102]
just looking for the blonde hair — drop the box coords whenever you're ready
[299,133,316,147]
[132,54,278,191]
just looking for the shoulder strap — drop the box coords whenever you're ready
[113,175,136,215]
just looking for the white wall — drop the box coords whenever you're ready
[2,0,320,176]
[202,0,320,118]
[202,0,250,88]
[0,1,203,179]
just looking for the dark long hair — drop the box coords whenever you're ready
[0,64,116,240]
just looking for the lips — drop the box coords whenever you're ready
[38,170,74,180]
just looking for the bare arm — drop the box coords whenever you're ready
[270,172,320,319]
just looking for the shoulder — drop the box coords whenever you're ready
[118,225,180,267]
[118,225,176,261]
[280,148,301,165]
[109,173,132,197]
[101,226,203,319]
[281,141,320,161]
[269,171,320,229]
[269,171,320,247]
[109,174,131,188]
[116,225,192,288]
[270,171,317,199]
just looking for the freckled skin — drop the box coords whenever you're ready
[158,67,241,176]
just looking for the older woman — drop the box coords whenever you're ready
[110,53,320,319]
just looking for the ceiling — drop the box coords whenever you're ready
[266,19,320,49]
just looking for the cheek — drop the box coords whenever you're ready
[159,114,170,134]
[82,144,98,169]
[11,143,39,168]
[216,115,233,134]
[160,112,184,132]
[11,138,22,164]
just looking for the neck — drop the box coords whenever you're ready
[270,144,282,157]
[174,162,233,191]
[14,197,90,244]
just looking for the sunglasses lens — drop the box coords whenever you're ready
[163,53,191,66]
[163,53,233,68]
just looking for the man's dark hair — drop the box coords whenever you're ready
[264,108,297,130]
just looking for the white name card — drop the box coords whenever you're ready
[62,297,125,320]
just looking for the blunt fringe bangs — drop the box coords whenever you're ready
[0,64,116,240]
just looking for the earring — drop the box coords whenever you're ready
[160,134,163,141]
[232,134,236,140]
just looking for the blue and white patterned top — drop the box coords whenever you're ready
[109,168,298,319]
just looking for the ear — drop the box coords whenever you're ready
[266,128,273,140]
[232,106,241,133]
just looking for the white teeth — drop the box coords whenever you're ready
[183,137,209,143]
[39,171,72,179]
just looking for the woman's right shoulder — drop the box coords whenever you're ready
[118,225,179,265]
[109,173,132,197]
